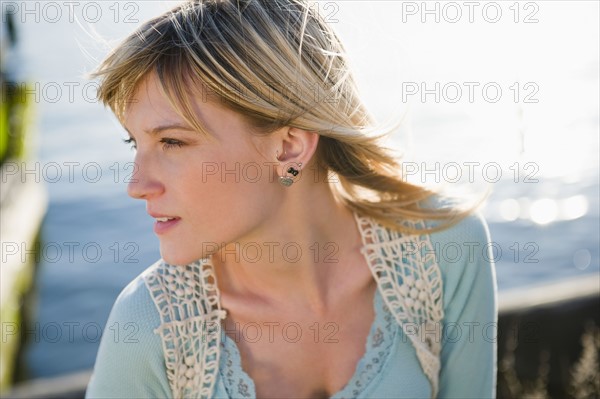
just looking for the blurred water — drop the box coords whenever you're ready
[6,1,598,379]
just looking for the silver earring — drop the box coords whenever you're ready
[279,176,293,186]
[276,151,302,187]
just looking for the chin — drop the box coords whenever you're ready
[159,244,202,266]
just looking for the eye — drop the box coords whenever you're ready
[160,138,185,150]
[123,137,137,150]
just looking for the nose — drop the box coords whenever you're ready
[127,154,164,200]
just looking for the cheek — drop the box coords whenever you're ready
[173,169,273,258]
[164,159,278,263]
[181,159,276,217]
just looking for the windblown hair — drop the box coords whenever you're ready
[90,0,478,233]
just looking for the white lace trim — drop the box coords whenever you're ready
[144,259,227,399]
[353,212,444,398]
[143,212,444,398]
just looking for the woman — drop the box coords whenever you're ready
[85,1,497,398]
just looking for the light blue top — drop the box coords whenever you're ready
[85,212,497,398]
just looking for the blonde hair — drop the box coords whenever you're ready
[90,0,480,233]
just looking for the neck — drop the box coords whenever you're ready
[211,184,366,314]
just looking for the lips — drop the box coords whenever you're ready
[155,216,177,222]
[149,213,181,235]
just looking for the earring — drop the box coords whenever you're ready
[279,176,293,187]
[276,151,302,187]
[279,164,302,186]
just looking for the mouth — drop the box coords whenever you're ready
[150,214,181,235]
[155,216,178,222]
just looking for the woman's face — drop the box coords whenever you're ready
[123,73,280,265]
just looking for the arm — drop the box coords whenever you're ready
[433,212,498,398]
[85,275,171,399]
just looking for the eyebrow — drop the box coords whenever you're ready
[124,123,195,137]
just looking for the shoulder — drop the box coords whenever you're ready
[429,210,491,251]
[95,259,165,354]
[420,199,497,319]
[408,194,496,308]
[418,194,492,261]
[86,260,171,398]
[419,202,498,399]
[108,260,163,330]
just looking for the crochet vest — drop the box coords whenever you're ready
[143,211,444,398]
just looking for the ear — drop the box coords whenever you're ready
[274,127,320,166]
